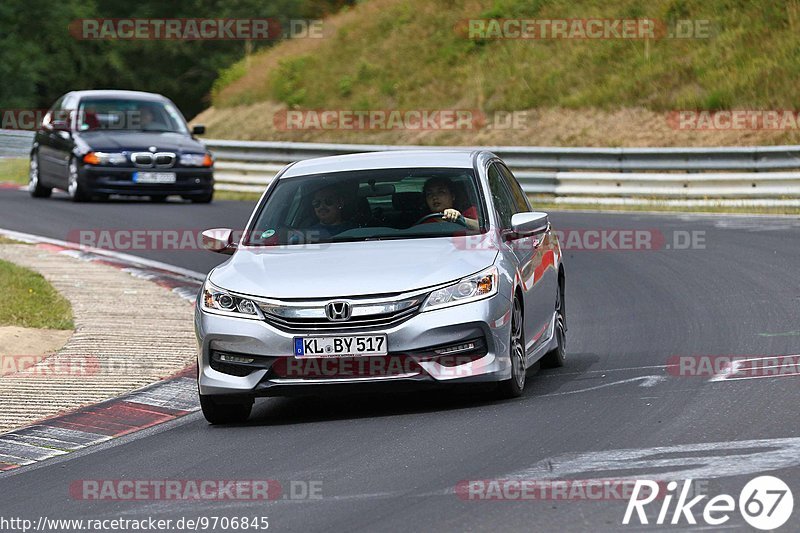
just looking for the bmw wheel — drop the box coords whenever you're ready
[67,157,89,202]
[28,151,52,198]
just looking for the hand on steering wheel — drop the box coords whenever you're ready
[414,211,467,227]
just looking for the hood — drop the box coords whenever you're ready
[208,238,498,299]
[77,131,205,153]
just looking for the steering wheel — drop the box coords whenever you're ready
[414,212,468,227]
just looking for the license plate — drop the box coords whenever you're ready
[133,171,176,184]
[294,335,388,357]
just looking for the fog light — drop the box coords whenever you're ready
[217,354,255,364]
[435,342,476,355]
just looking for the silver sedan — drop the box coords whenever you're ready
[195,150,566,423]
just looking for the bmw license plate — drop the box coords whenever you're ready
[294,335,388,358]
[133,171,176,184]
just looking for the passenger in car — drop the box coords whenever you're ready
[308,185,357,239]
[422,177,480,230]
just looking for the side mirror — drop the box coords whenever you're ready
[192,124,206,135]
[201,228,236,255]
[510,212,549,238]
[51,120,70,132]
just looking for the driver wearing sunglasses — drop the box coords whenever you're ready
[308,185,356,239]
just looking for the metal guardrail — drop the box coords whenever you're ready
[204,139,800,200]
[3,130,800,202]
[0,130,35,158]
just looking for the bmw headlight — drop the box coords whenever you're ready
[83,151,127,165]
[422,266,498,311]
[180,153,213,167]
[201,281,262,319]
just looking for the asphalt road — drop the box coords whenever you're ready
[1,188,799,532]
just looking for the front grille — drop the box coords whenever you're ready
[131,151,176,168]
[262,305,420,332]
[256,293,426,332]
[257,290,428,333]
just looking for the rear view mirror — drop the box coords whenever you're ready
[510,212,549,237]
[201,228,236,255]
[192,124,206,135]
[359,183,395,197]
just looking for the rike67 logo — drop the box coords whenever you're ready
[624,476,794,530]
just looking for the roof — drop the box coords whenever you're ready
[281,150,481,178]
[66,90,169,101]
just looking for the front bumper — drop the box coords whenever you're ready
[195,292,514,397]
[80,165,213,196]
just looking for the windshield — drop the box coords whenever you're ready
[246,167,487,246]
[76,98,189,133]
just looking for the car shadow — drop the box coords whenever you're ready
[221,353,604,428]
[49,193,191,204]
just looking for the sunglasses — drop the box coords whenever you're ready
[312,197,337,208]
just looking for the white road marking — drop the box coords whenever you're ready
[482,436,800,484]
[538,375,667,397]
[0,227,205,280]
[709,355,800,382]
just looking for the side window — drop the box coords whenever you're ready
[487,163,515,229]
[499,164,530,213]
[43,96,65,128]
[61,95,78,129]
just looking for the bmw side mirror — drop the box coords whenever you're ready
[510,212,549,238]
[192,124,206,135]
[201,228,236,255]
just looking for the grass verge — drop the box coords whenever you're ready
[0,259,73,329]
[0,158,28,185]
[0,236,28,244]
[214,190,263,202]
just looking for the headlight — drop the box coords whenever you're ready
[180,153,213,167]
[201,282,262,319]
[83,151,127,165]
[422,266,498,311]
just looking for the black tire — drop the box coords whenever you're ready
[66,157,90,202]
[496,298,526,399]
[28,152,52,198]
[187,190,213,204]
[541,279,567,369]
[199,394,253,425]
